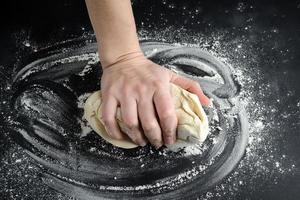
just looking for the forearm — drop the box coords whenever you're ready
[85,0,141,68]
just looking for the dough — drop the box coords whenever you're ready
[83,83,209,150]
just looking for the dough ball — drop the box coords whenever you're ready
[83,83,209,150]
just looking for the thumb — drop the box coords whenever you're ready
[169,71,211,107]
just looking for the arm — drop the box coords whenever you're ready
[85,0,141,67]
[85,0,211,149]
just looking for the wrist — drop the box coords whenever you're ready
[99,47,144,69]
[98,34,142,67]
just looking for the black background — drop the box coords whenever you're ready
[0,0,299,199]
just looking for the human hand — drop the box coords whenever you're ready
[100,51,211,149]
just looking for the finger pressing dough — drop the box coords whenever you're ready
[83,83,209,151]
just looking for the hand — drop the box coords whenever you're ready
[100,52,211,149]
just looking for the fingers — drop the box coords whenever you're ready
[137,96,163,149]
[100,96,124,140]
[120,97,147,146]
[170,72,211,106]
[153,85,178,145]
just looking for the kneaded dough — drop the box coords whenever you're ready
[83,83,209,150]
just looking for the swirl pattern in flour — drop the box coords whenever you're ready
[9,40,249,199]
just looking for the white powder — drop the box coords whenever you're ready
[7,28,297,199]
[138,29,297,197]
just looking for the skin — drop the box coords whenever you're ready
[85,0,211,149]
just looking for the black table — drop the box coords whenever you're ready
[0,0,299,199]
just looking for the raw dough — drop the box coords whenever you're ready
[83,83,209,150]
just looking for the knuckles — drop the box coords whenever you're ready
[162,128,175,137]
[152,80,165,89]
[142,121,158,133]
[123,118,139,130]
[159,109,176,121]
[101,114,113,126]
[136,84,148,95]
[192,80,200,87]
[109,79,168,99]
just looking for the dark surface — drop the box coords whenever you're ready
[0,0,300,199]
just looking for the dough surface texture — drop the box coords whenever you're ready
[84,83,209,150]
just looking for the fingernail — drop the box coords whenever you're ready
[104,125,122,140]
[208,98,213,108]
[104,125,113,136]
[138,139,147,147]
[153,139,163,149]
[165,135,175,145]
